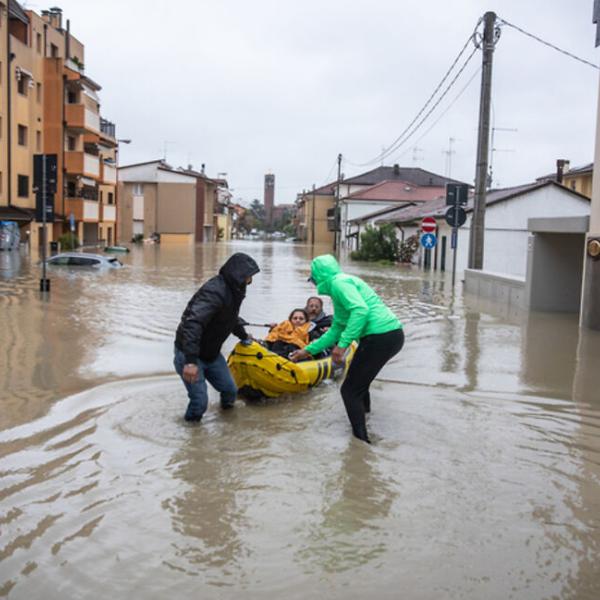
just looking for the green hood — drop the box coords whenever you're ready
[310,254,341,295]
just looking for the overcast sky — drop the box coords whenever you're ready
[40,0,600,204]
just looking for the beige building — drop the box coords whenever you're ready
[118,160,197,243]
[295,185,336,246]
[562,163,593,198]
[0,2,118,251]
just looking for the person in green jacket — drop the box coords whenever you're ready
[290,254,404,443]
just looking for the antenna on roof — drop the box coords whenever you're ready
[442,137,456,178]
[412,146,424,163]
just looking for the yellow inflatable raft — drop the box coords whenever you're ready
[227,341,356,399]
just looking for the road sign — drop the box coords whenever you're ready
[33,154,58,195]
[421,216,437,233]
[35,191,55,223]
[445,206,467,228]
[421,233,437,249]
[446,183,469,206]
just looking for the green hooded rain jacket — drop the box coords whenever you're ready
[304,254,402,356]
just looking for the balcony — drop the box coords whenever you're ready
[101,204,116,222]
[65,104,100,133]
[100,118,116,142]
[65,197,99,222]
[102,163,117,184]
[65,152,100,178]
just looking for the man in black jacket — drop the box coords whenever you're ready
[174,253,260,422]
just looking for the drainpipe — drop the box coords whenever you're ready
[6,12,13,207]
[65,19,70,60]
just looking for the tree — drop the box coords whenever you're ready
[350,224,399,263]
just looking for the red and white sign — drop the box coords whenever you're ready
[421,216,437,233]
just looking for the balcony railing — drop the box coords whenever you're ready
[100,118,116,139]
[102,163,117,184]
[65,152,100,178]
[101,204,116,222]
[65,104,101,133]
[65,197,99,222]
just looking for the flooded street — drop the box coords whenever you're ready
[1,241,600,599]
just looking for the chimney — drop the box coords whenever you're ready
[556,159,570,184]
[393,164,400,176]
[201,163,205,175]
[187,164,193,171]
[49,7,63,30]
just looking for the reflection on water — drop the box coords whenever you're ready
[1,241,600,599]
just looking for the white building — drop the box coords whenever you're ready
[375,181,591,278]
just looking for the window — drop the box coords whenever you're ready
[67,135,76,151]
[36,130,41,152]
[108,192,114,205]
[36,83,42,103]
[17,125,27,146]
[17,76,28,96]
[67,180,77,197]
[67,90,77,104]
[50,43,58,58]
[17,175,29,198]
[36,32,42,53]
[68,257,100,266]
[132,183,144,195]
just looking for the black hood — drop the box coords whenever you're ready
[219,253,260,290]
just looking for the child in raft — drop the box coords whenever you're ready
[264,308,311,357]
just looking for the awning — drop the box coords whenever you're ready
[0,206,33,222]
[16,66,34,79]
[80,177,96,187]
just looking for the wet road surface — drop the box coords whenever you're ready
[1,242,600,599]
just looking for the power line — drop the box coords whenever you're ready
[345,17,483,168]
[366,44,479,163]
[498,16,599,70]
[390,66,481,163]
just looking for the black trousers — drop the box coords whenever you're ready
[340,328,404,442]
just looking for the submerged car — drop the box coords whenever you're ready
[45,252,123,268]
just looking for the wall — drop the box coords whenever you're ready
[156,182,194,234]
[526,233,586,312]
[435,186,590,277]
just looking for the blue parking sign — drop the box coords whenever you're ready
[420,233,437,249]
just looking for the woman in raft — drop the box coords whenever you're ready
[264,308,311,357]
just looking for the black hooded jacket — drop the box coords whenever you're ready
[175,253,260,363]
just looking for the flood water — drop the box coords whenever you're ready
[1,241,600,599]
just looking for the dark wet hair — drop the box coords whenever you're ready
[306,296,323,308]
[288,308,309,322]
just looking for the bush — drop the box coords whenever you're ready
[350,224,399,262]
[58,232,80,250]
[399,234,420,263]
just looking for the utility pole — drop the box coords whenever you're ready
[334,153,342,253]
[468,11,498,269]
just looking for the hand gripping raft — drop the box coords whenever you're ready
[227,341,357,400]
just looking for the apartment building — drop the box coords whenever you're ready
[0,2,118,250]
[118,160,197,243]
